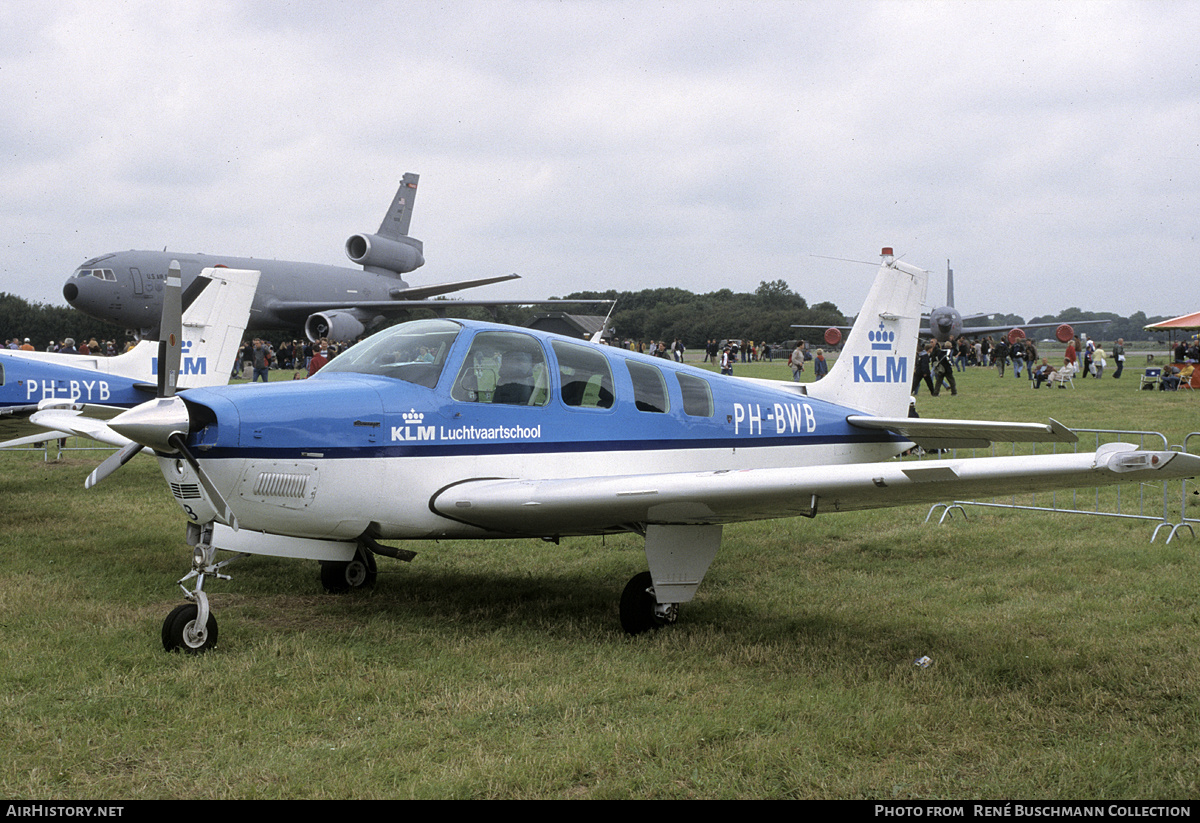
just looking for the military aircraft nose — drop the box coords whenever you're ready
[63,282,79,303]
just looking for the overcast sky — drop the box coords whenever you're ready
[1,0,1196,324]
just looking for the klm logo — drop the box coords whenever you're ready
[391,409,436,442]
[152,340,208,375]
[853,324,908,384]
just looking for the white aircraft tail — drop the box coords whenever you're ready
[805,249,928,418]
[95,267,260,389]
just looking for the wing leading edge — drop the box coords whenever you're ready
[429,444,1200,536]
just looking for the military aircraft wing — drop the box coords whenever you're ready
[265,295,612,314]
[385,274,520,300]
[429,443,1200,535]
[845,415,1077,450]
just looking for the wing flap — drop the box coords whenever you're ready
[429,446,1200,535]
[846,415,1076,449]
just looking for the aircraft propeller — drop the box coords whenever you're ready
[83,261,239,530]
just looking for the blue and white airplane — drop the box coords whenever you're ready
[82,249,1200,652]
[0,265,259,446]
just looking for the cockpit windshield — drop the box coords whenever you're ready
[314,319,461,389]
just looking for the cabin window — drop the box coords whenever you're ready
[315,318,460,388]
[552,341,615,409]
[676,372,714,417]
[451,331,549,406]
[626,361,669,413]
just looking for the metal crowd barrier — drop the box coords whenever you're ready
[923,428,1196,543]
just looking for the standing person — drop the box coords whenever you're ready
[912,340,937,396]
[252,339,272,382]
[813,348,828,380]
[993,338,1008,377]
[720,345,734,376]
[307,340,330,377]
[1112,338,1125,378]
[1010,338,1025,378]
[788,343,805,382]
[1024,340,1038,381]
[934,342,957,396]
[1091,344,1106,378]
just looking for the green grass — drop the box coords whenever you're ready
[1,364,1199,799]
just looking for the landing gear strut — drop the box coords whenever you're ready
[162,522,244,654]
[619,571,678,635]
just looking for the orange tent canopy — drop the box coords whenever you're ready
[1144,312,1200,331]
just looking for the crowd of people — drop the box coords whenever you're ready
[234,338,341,380]
[6,336,132,356]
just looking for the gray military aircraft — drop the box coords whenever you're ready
[63,173,601,342]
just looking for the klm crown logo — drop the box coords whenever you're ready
[853,322,908,384]
[392,408,436,441]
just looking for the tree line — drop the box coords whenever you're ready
[0,293,130,350]
[0,283,1179,353]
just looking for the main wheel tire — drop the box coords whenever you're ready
[320,551,378,593]
[620,571,669,635]
[162,603,218,654]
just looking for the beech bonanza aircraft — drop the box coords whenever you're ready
[72,249,1199,652]
[0,266,258,444]
[62,173,606,342]
[797,260,1108,345]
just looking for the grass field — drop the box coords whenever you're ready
[1,361,1198,799]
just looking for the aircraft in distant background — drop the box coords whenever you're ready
[796,259,1109,346]
[70,249,1200,653]
[63,173,605,342]
[1,264,257,445]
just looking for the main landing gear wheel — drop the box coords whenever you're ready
[320,549,378,593]
[162,603,218,654]
[619,571,678,635]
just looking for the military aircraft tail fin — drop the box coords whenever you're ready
[376,172,420,239]
[804,249,928,418]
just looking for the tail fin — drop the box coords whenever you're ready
[175,268,260,389]
[90,268,259,389]
[805,248,928,418]
[377,172,420,239]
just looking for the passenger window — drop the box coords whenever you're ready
[676,372,714,417]
[452,331,549,406]
[626,361,669,413]
[552,341,615,409]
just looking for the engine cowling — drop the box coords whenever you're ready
[345,232,425,274]
[305,310,366,343]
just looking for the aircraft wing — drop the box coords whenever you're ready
[385,274,520,300]
[429,444,1200,536]
[946,319,1111,338]
[846,415,1076,450]
[266,296,614,314]
[0,407,142,450]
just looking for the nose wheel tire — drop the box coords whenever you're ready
[162,603,218,654]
